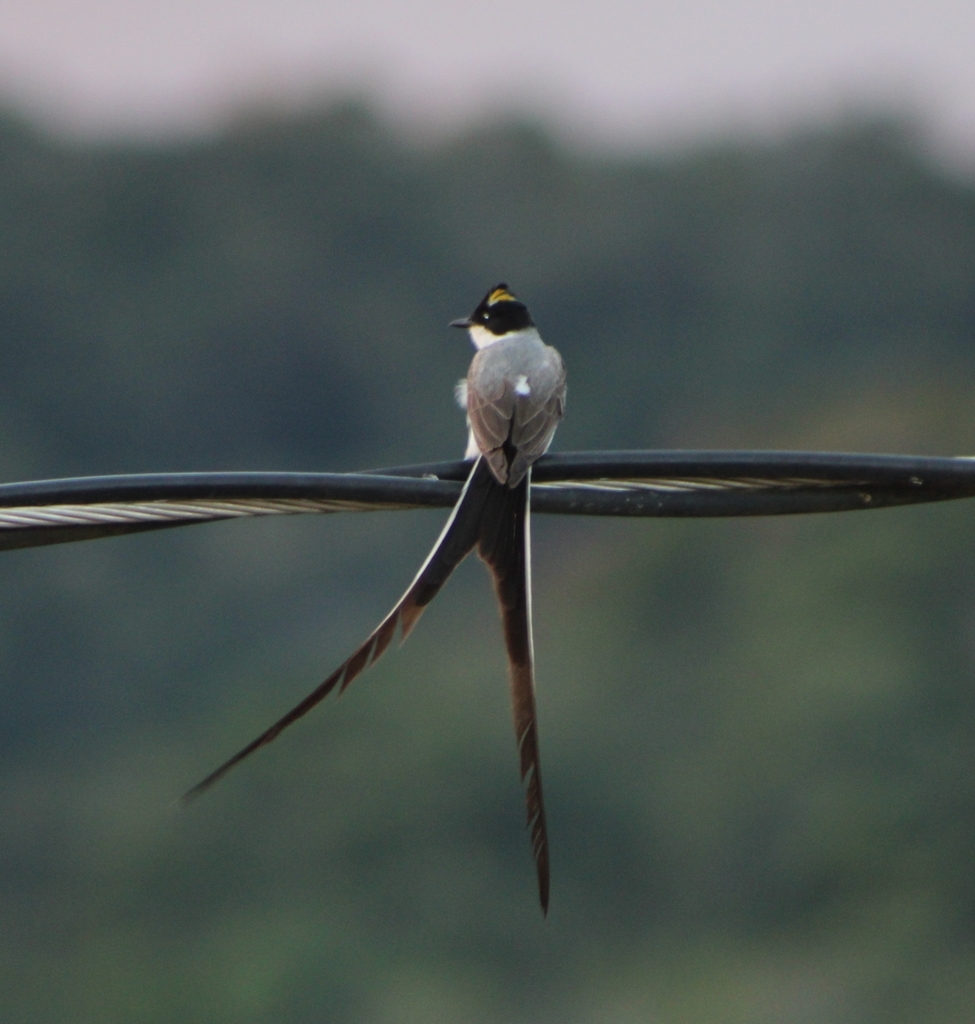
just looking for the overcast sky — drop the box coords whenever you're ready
[0,0,972,158]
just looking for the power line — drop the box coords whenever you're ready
[1,449,973,552]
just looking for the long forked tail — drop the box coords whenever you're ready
[476,467,550,914]
[181,458,494,803]
[181,457,551,912]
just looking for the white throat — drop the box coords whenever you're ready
[467,325,540,351]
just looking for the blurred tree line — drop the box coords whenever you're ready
[0,102,973,1023]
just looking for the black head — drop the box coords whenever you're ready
[450,283,534,335]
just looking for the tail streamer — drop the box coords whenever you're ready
[181,457,551,912]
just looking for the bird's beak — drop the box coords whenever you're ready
[450,317,473,329]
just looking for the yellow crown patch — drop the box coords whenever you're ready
[488,286,517,305]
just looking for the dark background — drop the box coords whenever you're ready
[1,102,974,1022]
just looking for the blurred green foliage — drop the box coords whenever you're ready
[0,102,974,1022]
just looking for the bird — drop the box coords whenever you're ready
[182,283,567,913]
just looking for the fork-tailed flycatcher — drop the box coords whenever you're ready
[183,283,567,913]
